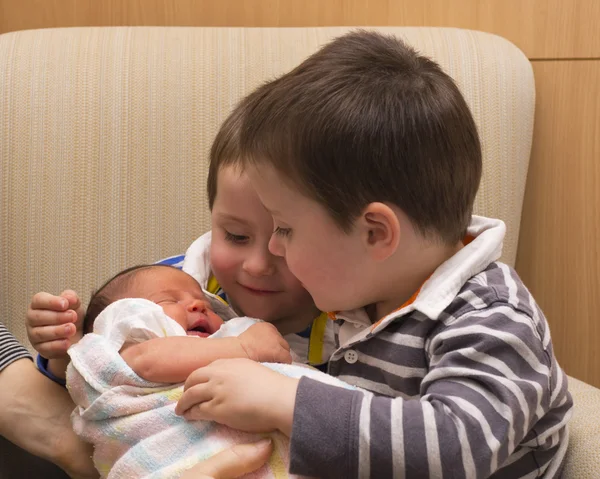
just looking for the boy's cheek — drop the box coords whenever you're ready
[210,243,240,277]
[284,254,310,288]
[276,256,306,291]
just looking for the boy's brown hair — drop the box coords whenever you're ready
[207,103,247,210]
[237,30,482,244]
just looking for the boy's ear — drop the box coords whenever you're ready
[359,202,400,261]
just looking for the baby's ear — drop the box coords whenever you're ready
[360,202,401,261]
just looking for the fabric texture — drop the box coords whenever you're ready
[67,298,353,479]
[562,376,600,477]
[289,216,572,478]
[0,322,32,372]
[0,26,533,349]
[1,25,597,476]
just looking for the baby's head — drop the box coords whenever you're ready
[205,104,317,334]
[84,264,223,336]
[234,30,482,313]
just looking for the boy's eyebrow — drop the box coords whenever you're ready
[261,206,280,216]
[214,213,250,225]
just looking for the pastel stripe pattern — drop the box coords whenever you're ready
[67,298,354,478]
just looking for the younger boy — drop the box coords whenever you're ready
[176,31,573,478]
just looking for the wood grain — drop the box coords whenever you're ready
[1,0,599,58]
[517,60,600,387]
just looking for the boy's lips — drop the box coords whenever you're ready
[239,283,282,295]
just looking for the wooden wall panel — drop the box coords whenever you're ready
[516,61,600,387]
[1,0,599,58]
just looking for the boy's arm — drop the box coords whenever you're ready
[121,336,248,383]
[177,306,573,478]
[287,307,573,478]
[121,322,292,383]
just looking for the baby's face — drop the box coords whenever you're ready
[128,266,224,337]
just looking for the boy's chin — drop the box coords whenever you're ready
[314,297,360,315]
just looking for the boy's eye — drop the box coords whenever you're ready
[224,231,249,244]
[273,226,291,238]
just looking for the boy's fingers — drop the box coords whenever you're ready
[60,289,81,309]
[34,339,71,358]
[176,384,213,416]
[27,308,78,327]
[28,323,76,346]
[281,350,293,364]
[30,292,69,311]
[279,337,291,351]
[181,439,273,479]
[183,368,211,391]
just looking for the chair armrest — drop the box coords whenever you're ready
[563,376,600,477]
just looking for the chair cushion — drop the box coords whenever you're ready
[0,26,534,347]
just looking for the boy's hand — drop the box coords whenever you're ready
[26,290,85,358]
[238,322,292,364]
[175,358,298,436]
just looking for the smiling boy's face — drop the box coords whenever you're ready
[122,267,224,337]
[209,165,318,334]
[247,165,374,314]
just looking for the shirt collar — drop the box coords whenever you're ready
[329,215,506,332]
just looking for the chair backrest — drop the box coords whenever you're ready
[0,26,534,346]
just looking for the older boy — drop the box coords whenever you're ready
[176,31,572,478]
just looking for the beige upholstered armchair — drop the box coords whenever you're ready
[1,26,598,477]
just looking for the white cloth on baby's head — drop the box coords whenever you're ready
[67,298,354,479]
[92,298,187,349]
[92,298,256,350]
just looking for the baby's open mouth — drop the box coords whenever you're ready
[187,326,210,338]
[187,318,213,337]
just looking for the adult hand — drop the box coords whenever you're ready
[0,358,97,478]
[180,439,273,479]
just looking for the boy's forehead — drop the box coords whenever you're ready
[246,165,304,212]
[216,166,254,198]
[217,164,247,184]
[213,165,273,223]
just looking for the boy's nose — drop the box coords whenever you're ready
[242,250,276,276]
[268,234,285,258]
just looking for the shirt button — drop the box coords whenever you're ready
[344,350,358,364]
[353,323,362,329]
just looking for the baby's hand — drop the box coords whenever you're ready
[238,322,292,364]
[26,290,85,359]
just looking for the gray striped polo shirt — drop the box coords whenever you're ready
[289,216,572,478]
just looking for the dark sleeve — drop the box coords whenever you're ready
[289,306,572,478]
[36,355,66,387]
[0,322,32,372]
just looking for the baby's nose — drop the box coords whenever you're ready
[187,299,208,314]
